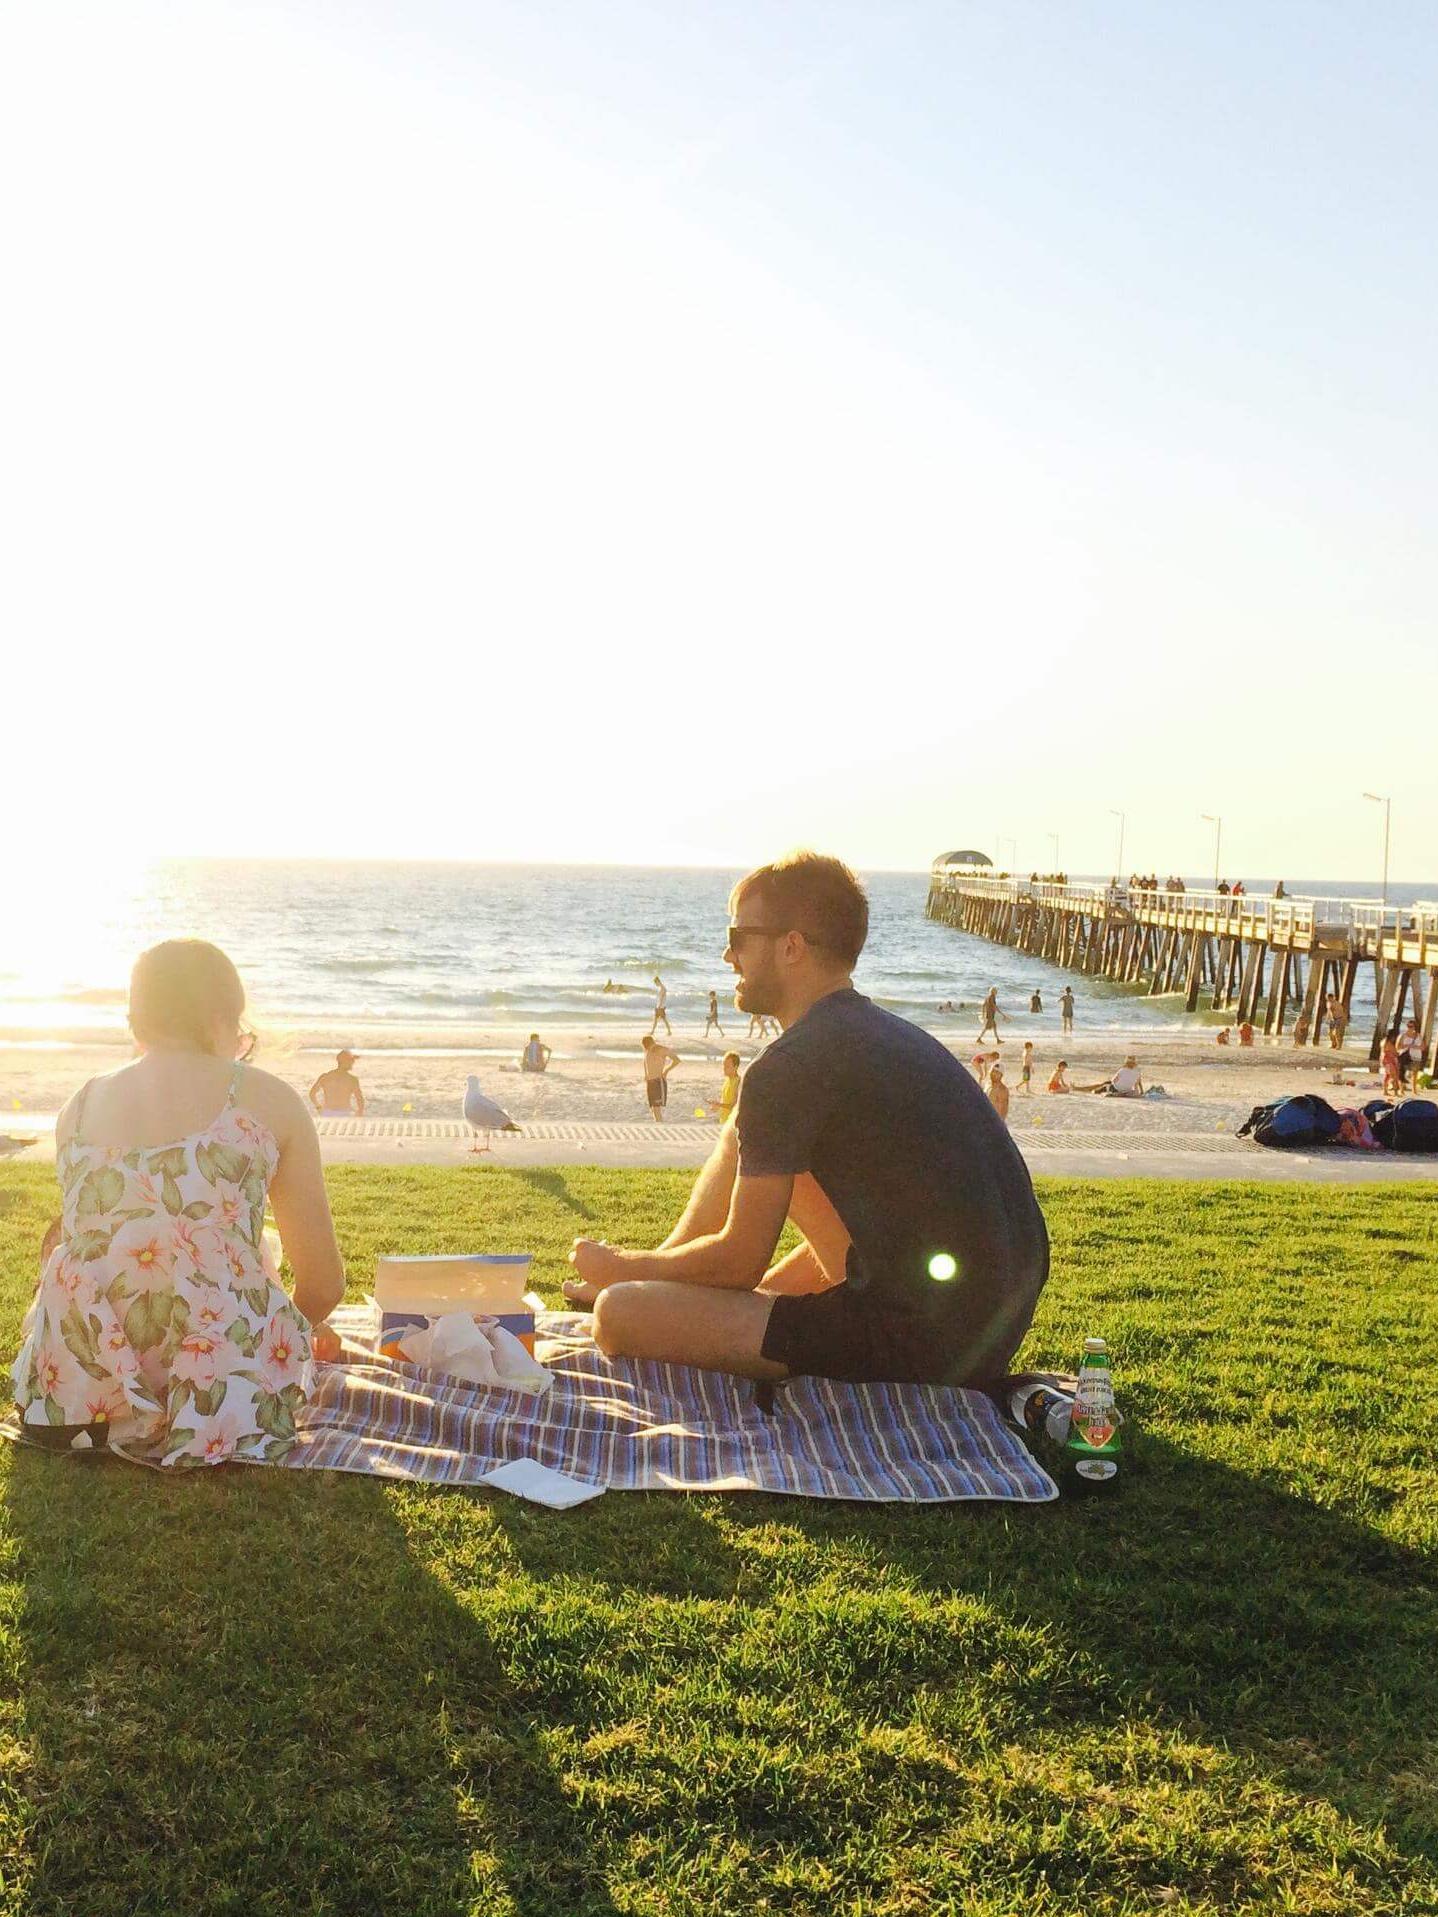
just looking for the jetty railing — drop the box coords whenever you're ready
[925,873,1437,1070]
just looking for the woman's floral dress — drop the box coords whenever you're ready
[10,1069,314,1466]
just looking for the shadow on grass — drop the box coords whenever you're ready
[2,1450,623,1917]
[700,1429,1438,1891]
[508,1169,596,1222]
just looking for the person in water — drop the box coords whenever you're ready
[564,852,1049,1386]
[11,939,346,1466]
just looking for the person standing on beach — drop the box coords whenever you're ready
[1018,1041,1035,1093]
[978,988,1001,1045]
[704,990,725,1038]
[1060,987,1074,1036]
[309,1050,365,1115]
[1399,1018,1426,1090]
[651,975,672,1036]
[565,851,1050,1388]
[710,1051,742,1122]
[1328,996,1349,1049]
[987,1063,1010,1121]
[641,1034,678,1121]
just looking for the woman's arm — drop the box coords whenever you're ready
[265,1082,346,1324]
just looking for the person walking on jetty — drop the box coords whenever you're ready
[1060,986,1075,1035]
[11,939,345,1465]
[650,975,672,1036]
[309,1049,364,1115]
[704,990,725,1038]
[978,987,1002,1045]
[641,1034,679,1121]
[564,852,1050,1386]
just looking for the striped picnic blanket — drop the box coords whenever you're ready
[284,1309,1057,1503]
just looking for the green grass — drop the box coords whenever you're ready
[1,1165,1435,1916]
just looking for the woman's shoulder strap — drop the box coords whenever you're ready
[59,1077,96,1149]
[225,1062,246,1107]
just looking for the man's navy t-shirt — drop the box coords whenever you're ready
[737,989,1049,1374]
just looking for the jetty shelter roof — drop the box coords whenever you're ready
[932,849,993,873]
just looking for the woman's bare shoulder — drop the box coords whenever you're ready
[54,1062,136,1146]
[238,1066,311,1134]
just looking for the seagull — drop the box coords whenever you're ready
[462,1076,521,1154]
[0,1135,38,1158]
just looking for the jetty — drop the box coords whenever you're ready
[925,864,1438,1073]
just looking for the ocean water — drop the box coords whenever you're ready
[1,862,1431,1046]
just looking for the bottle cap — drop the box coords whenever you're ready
[1083,1337,1107,1353]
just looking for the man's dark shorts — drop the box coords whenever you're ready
[645,1077,667,1109]
[760,1284,1028,1389]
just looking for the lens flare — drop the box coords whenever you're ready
[928,1252,958,1282]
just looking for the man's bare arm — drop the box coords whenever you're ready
[571,1172,792,1293]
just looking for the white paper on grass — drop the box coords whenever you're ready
[395,1311,553,1396]
[480,1459,607,1508]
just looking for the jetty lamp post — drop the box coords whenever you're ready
[1048,833,1060,874]
[1201,814,1222,891]
[1110,809,1125,880]
[1362,792,1391,908]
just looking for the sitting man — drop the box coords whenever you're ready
[521,1032,552,1073]
[564,851,1050,1386]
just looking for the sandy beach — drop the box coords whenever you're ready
[2,1015,1410,1180]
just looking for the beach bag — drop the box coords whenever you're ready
[1369,1099,1438,1154]
[1236,1094,1342,1149]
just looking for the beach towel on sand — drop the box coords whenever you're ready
[279,1309,1057,1503]
[3,1308,1058,1504]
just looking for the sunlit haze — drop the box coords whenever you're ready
[3,2,1434,886]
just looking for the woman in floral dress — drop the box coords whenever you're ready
[11,940,346,1465]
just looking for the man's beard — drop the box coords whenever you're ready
[732,970,779,1018]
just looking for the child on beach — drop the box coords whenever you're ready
[987,1064,1010,1121]
[970,1049,1000,1092]
[1381,1037,1402,1100]
[710,1052,741,1121]
[1047,1060,1071,1093]
[1018,1041,1035,1094]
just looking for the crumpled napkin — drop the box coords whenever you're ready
[396,1311,553,1396]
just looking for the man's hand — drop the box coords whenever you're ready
[311,1321,343,1363]
[564,1237,630,1307]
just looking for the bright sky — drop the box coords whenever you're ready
[3,0,1435,883]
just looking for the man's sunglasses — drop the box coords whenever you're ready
[726,924,788,945]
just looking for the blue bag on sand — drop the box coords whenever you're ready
[1369,1099,1438,1153]
[1237,1094,1343,1149]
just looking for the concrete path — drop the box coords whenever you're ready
[5,1112,1433,1181]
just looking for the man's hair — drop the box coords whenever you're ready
[731,851,868,967]
[641,1035,654,1049]
[130,940,245,1054]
